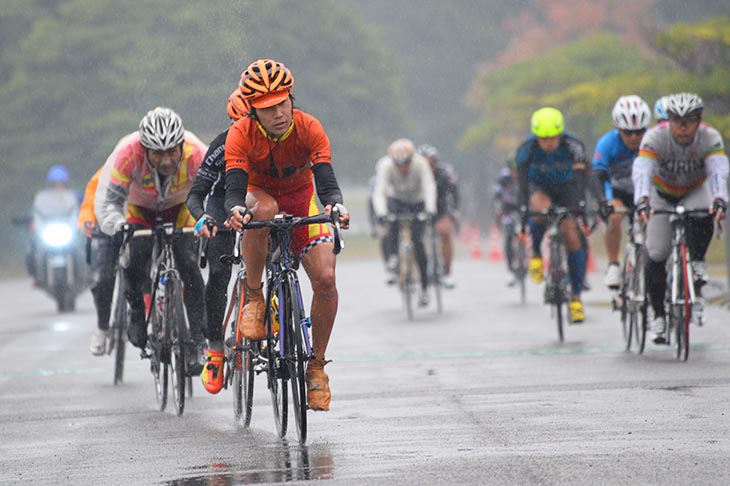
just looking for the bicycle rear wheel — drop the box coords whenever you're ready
[111,269,128,385]
[267,286,288,438]
[167,274,187,416]
[285,275,308,444]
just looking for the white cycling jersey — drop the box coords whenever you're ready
[632,122,729,204]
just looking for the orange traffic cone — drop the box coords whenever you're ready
[586,246,596,273]
[488,224,503,262]
[469,224,483,260]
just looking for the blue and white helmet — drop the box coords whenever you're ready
[653,96,669,122]
[138,107,185,151]
[665,92,703,118]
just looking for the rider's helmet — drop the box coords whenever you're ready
[417,144,439,161]
[497,167,512,184]
[530,107,564,138]
[388,138,416,165]
[47,165,70,183]
[226,89,250,121]
[653,96,669,122]
[238,58,295,109]
[138,107,185,151]
[612,95,651,130]
[664,92,704,118]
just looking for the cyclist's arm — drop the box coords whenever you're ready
[77,166,102,235]
[372,158,390,218]
[632,153,655,205]
[419,158,438,216]
[705,147,729,204]
[311,162,343,206]
[187,133,226,221]
[224,168,248,214]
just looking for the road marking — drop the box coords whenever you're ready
[4,343,729,377]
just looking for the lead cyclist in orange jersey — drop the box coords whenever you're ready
[224,59,350,411]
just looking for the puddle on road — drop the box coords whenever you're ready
[163,442,334,485]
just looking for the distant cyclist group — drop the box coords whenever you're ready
[493,92,727,344]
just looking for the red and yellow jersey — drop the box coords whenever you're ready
[225,109,331,196]
[94,131,207,234]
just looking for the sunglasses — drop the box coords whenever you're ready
[669,116,701,127]
[620,129,646,137]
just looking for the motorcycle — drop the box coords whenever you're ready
[14,191,90,312]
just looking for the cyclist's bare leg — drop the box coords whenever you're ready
[528,191,551,254]
[605,199,625,264]
[241,190,277,288]
[301,242,338,360]
[435,215,454,275]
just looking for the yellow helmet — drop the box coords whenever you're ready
[531,107,564,138]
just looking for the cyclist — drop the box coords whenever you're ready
[653,96,670,124]
[493,160,520,286]
[94,107,209,367]
[78,166,125,355]
[632,92,728,343]
[417,144,459,289]
[516,107,589,322]
[186,89,249,394]
[372,138,438,306]
[589,95,651,290]
[224,59,350,411]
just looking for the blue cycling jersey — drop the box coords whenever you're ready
[515,133,586,186]
[592,129,636,196]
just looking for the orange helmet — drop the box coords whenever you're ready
[226,89,249,120]
[239,59,294,109]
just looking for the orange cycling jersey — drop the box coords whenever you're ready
[77,166,102,228]
[225,109,331,196]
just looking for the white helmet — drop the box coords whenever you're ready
[612,95,651,130]
[388,138,415,165]
[139,107,185,150]
[665,92,704,118]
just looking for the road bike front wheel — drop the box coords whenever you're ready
[515,239,528,304]
[619,250,633,351]
[111,269,128,385]
[676,245,691,362]
[149,293,168,411]
[400,246,415,320]
[631,247,648,354]
[284,276,308,445]
[167,274,187,416]
[266,286,288,438]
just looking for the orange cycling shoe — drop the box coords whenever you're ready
[306,358,332,411]
[240,283,266,340]
[201,349,225,394]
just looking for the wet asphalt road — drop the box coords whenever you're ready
[1,254,730,485]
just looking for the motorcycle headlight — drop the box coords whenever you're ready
[41,223,74,248]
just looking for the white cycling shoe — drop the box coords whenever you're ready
[604,263,621,289]
[90,329,110,356]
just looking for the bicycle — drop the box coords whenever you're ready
[526,206,590,342]
[388,212,427,320]
[650,206,719,361]
[232,210,343,444]
[501,211,528,303]
[129,223,196,415]
[610,208,649,353]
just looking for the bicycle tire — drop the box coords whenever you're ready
[112,268,128,385]
[619,250,632,351]
[150,292,168,411]
[516,239,527,304]
[676,244,691,362]
[285,275,308,444]
[632,247,648,354]
[231,278,256,428]
[229,280,243,423]
[549,242,566,342]
[167,274,187,416]
[267,285,288,438]
[430,233,443,314]
[401,246,415,320]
